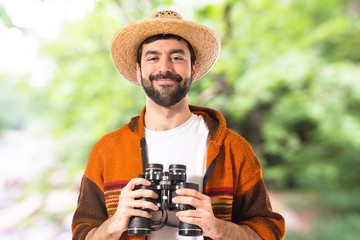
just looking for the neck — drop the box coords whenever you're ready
[145,97,192,131]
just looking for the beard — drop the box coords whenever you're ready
[141,71,192,107]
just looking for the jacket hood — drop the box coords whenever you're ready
[128,105,227,148]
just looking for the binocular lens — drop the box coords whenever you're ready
[128,228,151,236]
[169,164,186,172]
[128,216,151,236]
[146,163,163,172]
[179,222,203,236]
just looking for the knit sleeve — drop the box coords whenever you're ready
[72,141,108,240]
[72,175,108,240]
[232,135,285,240]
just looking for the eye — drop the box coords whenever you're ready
[171,55,185,61]
[146,56,159,62]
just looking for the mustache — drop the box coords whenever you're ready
[149,72,183,82]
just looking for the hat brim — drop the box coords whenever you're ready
[110,17,221,85]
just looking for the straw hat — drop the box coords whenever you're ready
[110,10,221,85]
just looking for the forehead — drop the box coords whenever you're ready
[141,38,190,54]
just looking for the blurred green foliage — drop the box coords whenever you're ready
[1,0,360,238]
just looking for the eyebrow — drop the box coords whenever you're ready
[144,50,160,57]
[144,49,186,57]
[169,49,186,55]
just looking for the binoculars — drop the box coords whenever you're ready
[128,163,202,237]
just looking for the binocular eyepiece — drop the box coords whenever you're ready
[127,163,202,237]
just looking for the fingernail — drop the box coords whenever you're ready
[172,197,177,203]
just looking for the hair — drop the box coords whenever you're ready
[137,34,196,66]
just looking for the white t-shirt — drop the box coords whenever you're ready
[145,114,209,240]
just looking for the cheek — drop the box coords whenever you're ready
[140,64,156,77]
[173,65,191,76]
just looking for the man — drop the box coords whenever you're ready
[72,10,285,240]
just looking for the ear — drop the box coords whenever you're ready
[136,63,142,84]
[191,63,198,81]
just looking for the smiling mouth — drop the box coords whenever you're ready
[155,78,178,84]
[149,72,182,83]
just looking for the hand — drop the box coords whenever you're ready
[109,178,159,235]
[173,188,222,239]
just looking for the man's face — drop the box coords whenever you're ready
[137,38,197,107]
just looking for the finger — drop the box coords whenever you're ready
[176,209,199,217]
[124,189,159,200]
[176,188,206,199]
[132,209,153,218]
[126,208,153,218]
[177,215,201,225]
[123,199,159,212]
[172,196,202,208]
[176,208,211,219]
[122,178,151,192]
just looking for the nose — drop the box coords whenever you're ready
[159,57,173,72]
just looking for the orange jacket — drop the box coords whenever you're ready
[72,106,285,239]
